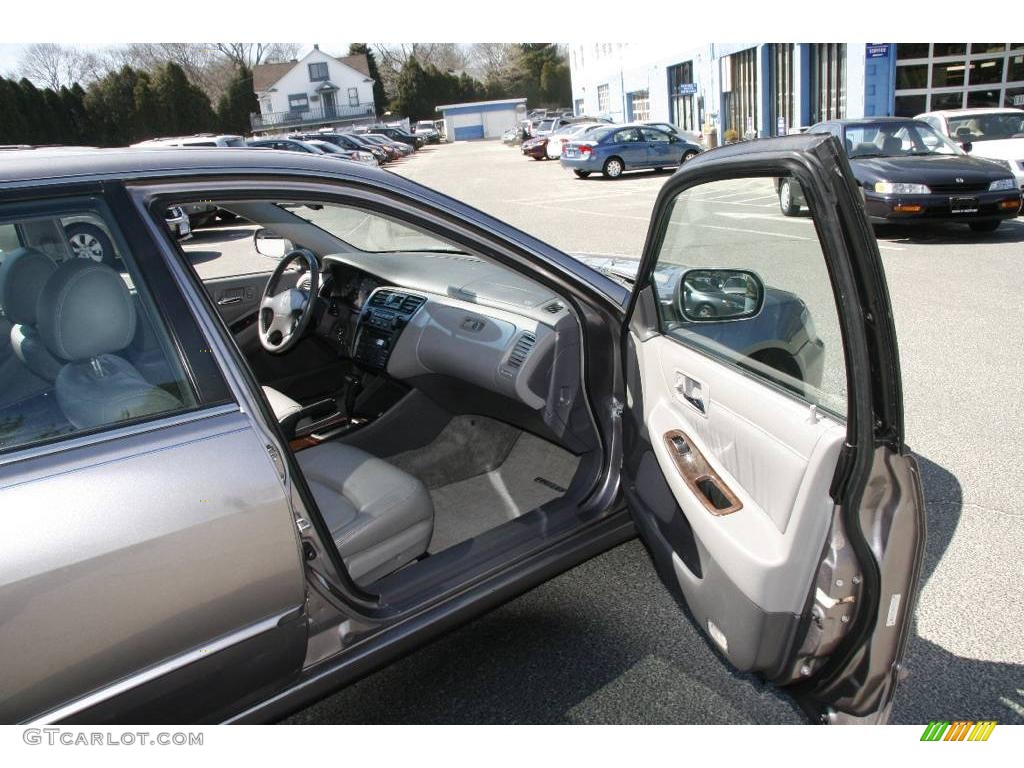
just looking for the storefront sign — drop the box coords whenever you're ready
[866,44,890,59]
[677,83,698,96]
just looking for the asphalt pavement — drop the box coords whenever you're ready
[283,140,1024,724]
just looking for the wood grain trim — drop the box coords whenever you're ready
[662,429,743,516]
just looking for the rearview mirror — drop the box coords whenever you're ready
[679,268,765,322]
[253,228,293,259]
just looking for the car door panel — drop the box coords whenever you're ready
[204,272,280,326]
[0,409,307,723]
[622,134,925,721]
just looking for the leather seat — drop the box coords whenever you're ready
[36,259,182,429]
[0,247,62,381]
[263,385,302,422]
[297,441,433,584]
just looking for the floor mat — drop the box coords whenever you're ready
[427,432,580,553]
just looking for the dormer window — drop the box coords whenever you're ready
[309,62,328,82]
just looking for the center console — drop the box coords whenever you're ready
[352,288,427,371]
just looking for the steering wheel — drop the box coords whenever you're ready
[258,248,320,354]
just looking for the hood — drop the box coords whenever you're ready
[851,153,1013,185]
[964,137,1024,162]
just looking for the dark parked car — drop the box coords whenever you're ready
[363,125,424,149]
[0,137,923,726]
[521,135,549,159]
[561,124,703,178]
[246,138,375,165]
[777,117,1022,231]
[290,132,390,164]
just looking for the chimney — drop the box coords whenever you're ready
[313,43,319,51]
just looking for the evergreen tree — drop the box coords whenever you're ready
[216,66,258,135]
[349,44,387,116]
[152,62,216,136]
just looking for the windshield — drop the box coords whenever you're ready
[311,141,342,153]
[947,111,1024,141]
[537,120,555,131]
[224,137,245,147]
[283,202,466,254]
[843,122,961,158]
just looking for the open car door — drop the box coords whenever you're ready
[621,133,926,723]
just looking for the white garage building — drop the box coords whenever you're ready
[436,98,527,140]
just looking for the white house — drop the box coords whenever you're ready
[251,45,377,135]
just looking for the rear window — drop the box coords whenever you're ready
[224,138,246,147]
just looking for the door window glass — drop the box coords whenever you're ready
[640,128,670,143]
[0,200,223,454]
[648,176,847,416]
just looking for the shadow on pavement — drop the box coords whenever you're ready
[891,453,1024,724]
[875,218,1024,246]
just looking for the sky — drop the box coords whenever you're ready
[0,43,349,83]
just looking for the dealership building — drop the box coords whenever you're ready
[569,43,1024,139]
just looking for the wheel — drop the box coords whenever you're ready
[969,220,1001,232]
[778,179,801,217]
[64,222,116,266]
[573,170,591,179]
[680,150,698,164]
[602,157,624,179]
[694,303,716,319]
[532,155,543,160]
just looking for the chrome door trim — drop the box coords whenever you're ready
[26,611,291,725]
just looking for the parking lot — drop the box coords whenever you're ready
[277,140,1024,724]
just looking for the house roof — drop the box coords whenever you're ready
[253,52,371,93]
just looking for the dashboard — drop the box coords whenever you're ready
[314,253,591,452]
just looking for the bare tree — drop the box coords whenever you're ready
[468,43,519,82]
[18,44,106,90]
[213,43,302,70]
[373,43,472,93]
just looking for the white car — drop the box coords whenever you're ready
[413,120,441,143]
[916,108,1024,191]
[545,123,607,159]
[130,134,247,148]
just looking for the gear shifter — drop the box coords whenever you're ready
[342,372,363,418]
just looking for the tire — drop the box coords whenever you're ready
[574,170,591,179]
[969,220,1001,232]
[603,157,624,179]
[681,150,698,164]
[694,303,716,319]
[64,222,116,266]
[778,179,801,217]
[532,155,543,160]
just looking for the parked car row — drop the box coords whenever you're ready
[775,114,1022,233]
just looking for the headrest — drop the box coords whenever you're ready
[0,247,57,325]
[881,134,902,154]
[37,259,137,362]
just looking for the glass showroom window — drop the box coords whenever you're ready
[722,48,758,138]
[894,43,1023,116]
[809,43,846,124]
[769,43,795,135]
[597,84,610,113]
[668,61,697,132]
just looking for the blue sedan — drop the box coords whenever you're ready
[560,124,702,179]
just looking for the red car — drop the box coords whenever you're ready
[521,135,550,160]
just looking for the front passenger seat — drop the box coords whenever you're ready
[298,442,434,584]
[36,259,183,429]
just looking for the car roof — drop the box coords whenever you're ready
[827,117,921,125]
[0,146,394,189]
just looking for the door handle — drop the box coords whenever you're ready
[674,372,707,415]
[217,295,243,306]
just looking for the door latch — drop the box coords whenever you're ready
[673,372,707,416]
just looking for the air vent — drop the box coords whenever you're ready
[400,295,426,313]
[543,301,564,314]
[507,332,536,368]
[369,289,395,307]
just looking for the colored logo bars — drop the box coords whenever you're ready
[921,721,997,741]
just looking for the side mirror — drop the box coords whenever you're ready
[961,141,973,154]
[253,228,293,259]
[669,135,679,143]
[679,268,765,322]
